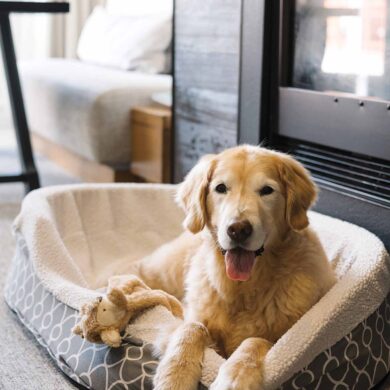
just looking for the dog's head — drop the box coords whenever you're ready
[176,145,317,282]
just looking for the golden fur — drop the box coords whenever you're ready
[132,145,336,390]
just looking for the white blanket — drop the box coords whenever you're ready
[14,184,390,389]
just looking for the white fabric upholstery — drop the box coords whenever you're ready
[19,59,172,165]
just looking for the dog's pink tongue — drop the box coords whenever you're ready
[225,248,256,281]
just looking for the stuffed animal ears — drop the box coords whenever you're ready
[101,329,122,348]
[107,288,128,310]
[72,296,103,338]
[72,324,83,337]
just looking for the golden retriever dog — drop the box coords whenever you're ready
[131,145,336,390]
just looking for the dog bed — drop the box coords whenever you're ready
[4,184,390,389]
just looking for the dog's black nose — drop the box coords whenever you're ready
[227,220,253,243]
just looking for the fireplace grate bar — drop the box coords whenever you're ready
[280,141,390,209]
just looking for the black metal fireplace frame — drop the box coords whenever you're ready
[238,0,390,209]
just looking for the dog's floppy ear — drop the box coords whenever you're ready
[176,154,216,233]
[278,155,317,231]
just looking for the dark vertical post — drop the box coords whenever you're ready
[0,12,40,192]
[171,0,176,183]
[237,0,280,145]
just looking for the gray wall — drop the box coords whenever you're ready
[173,0,241,182]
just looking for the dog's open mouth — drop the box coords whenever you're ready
[224,246,264,281]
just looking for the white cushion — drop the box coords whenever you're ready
[77,6,172,73]
[105,0,173,16]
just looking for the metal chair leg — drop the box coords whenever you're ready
[0,12,40,192]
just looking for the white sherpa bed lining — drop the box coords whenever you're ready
[13,183,390,389]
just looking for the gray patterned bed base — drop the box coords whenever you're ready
[4,237,390,389]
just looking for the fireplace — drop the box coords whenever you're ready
[238,0,390,209]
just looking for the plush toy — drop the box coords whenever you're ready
[72,275,183,347]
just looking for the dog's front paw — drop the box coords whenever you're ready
[210,362,263,390]
[153,355,199,390]
[153,322,208,390]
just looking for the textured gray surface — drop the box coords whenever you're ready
[173,0,241,181]
[0,146,80,390]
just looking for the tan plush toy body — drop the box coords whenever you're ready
[72,275,183,347]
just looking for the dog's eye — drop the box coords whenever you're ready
[215,183,228,194]
[259,186,274,196]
